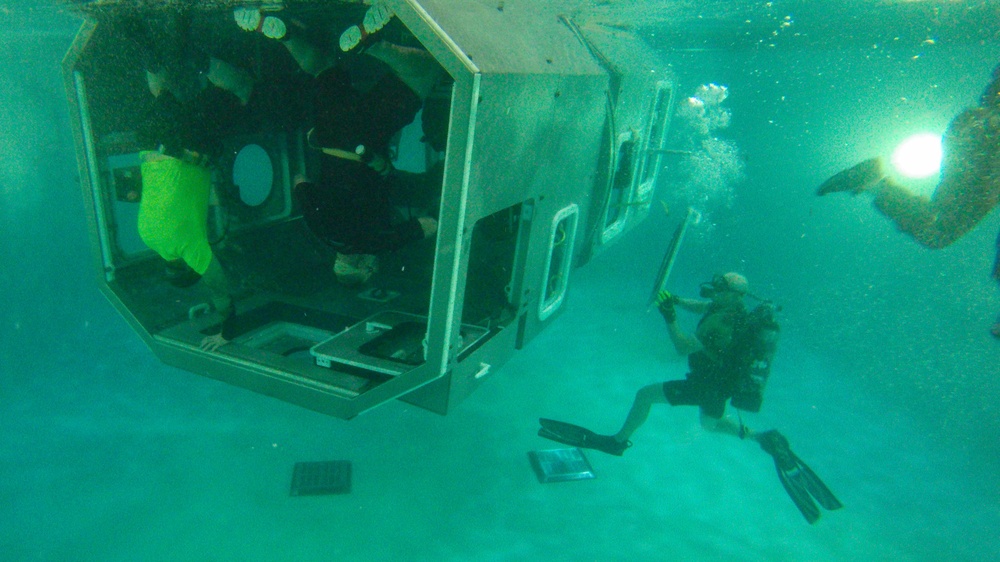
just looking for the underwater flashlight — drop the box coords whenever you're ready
[891,133,942,179]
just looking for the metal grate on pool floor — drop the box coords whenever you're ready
[290,460,352,496]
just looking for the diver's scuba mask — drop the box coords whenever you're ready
[699,274,731,299]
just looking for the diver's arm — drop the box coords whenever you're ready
[666,320,703,356]
[675,297,711,314]
[199,255,236,351]
[657,291,705,355]
[200,255,232,312]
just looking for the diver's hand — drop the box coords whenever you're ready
[418,216,438,238]
[657,290,677,322]
[657,290,678,305]
[200,333,228,352]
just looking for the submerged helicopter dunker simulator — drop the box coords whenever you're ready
[63,0,675,418]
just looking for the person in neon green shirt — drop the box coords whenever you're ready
[138,152,234,352]
[125,8,256,351]
[138,152,213,277]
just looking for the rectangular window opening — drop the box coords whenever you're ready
[539,204,579,321]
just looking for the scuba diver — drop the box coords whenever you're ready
[816,62,1000,338]
[538,272,842,523]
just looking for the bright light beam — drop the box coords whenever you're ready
[891,133,942,179]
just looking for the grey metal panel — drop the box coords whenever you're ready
[154,305,461,419]
[62,20,107,282]
[150,337,363,419]
[429,68,608,357]
[464,72,607,220]
[63,20,164,353]
[408,312,522,413]
[425,71,478,378]
[393,0,479,80]
[403,0,606,76]
[513,204,575,345]
[407,0,611,395]
[310,310,489,375]
[392,2,621,375]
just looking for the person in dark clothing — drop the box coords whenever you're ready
[537,272,777,456]
[293,56,440,283]
[235,6,443,284]
[617,272,761,444]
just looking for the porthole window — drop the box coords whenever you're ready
[232,144,274,207]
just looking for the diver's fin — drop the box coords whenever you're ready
[816,157,886,196]
[775,462,821,524]
[538,418,630,456]
[795,458,844,511]
[758,430,842,524]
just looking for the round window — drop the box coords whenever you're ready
[232,144,273,207]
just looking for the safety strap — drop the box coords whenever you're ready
[307,128,390,175]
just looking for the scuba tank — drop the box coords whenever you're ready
[730,302,780,413]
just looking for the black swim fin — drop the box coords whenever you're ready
[538,418,630,456]
[816,157,886,196]
[757,430,843,524]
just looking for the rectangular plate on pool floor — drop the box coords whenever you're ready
[528,448,595,483]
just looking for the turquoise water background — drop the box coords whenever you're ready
[2,3,999,561]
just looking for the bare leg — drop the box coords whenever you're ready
[204,57,253,105]
[870,178,951,248]
[146,69,168,98]
[365,41,444,100]
[614,383,669,443]
[699,411,746,439]
[281,34,338,77]
[821,119,1000,249]
[868,176,989,250]
[201,255,234,314]
[821,66,1000,249]
[866,105,1000,248]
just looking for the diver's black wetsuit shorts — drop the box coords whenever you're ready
[662,351,739,419]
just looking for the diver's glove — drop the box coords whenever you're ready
[657,290,678,323]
